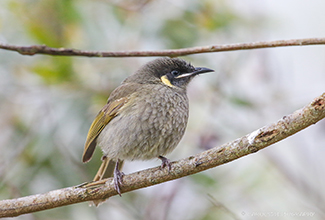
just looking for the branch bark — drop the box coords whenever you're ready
[0,92,324,218]
[1,38,325,57]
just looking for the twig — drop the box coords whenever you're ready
[0,92,324,217]
[0,38,325,57]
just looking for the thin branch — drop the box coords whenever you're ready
[1,38,325,57]
[0,92,324,218]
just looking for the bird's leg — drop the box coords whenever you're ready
[158,155,172,171]
[113,159,124,196]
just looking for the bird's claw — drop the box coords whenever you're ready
[114,161,124,196]
[159,155,172,171]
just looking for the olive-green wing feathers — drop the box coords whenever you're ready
[82,97,129,163]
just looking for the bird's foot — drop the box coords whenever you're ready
[114,160,124,196]
[158,155,172,171]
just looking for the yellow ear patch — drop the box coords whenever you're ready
[161,75,174,87]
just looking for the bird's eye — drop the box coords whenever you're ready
[171,70,180,77]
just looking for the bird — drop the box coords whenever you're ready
[82,57,214,205]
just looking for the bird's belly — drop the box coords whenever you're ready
[97,88,189,161]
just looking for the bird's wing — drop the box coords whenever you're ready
[82,96,129,163]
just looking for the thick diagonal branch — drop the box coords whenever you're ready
[1,93,325,217]
[1,38,325,57]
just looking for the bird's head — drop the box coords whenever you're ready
[125,57,214,90]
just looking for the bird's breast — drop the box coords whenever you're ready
[98,84,189,161]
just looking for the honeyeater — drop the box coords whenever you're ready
[82,57,214,205]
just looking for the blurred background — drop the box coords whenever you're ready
[1,0,325,219]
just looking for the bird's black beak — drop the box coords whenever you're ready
[175,67,214,79]
[193,67,214,75]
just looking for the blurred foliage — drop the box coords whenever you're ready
[11,0,80,46]
[1,0,324,219]
[9,0,80,83]
[160,1,238,48]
